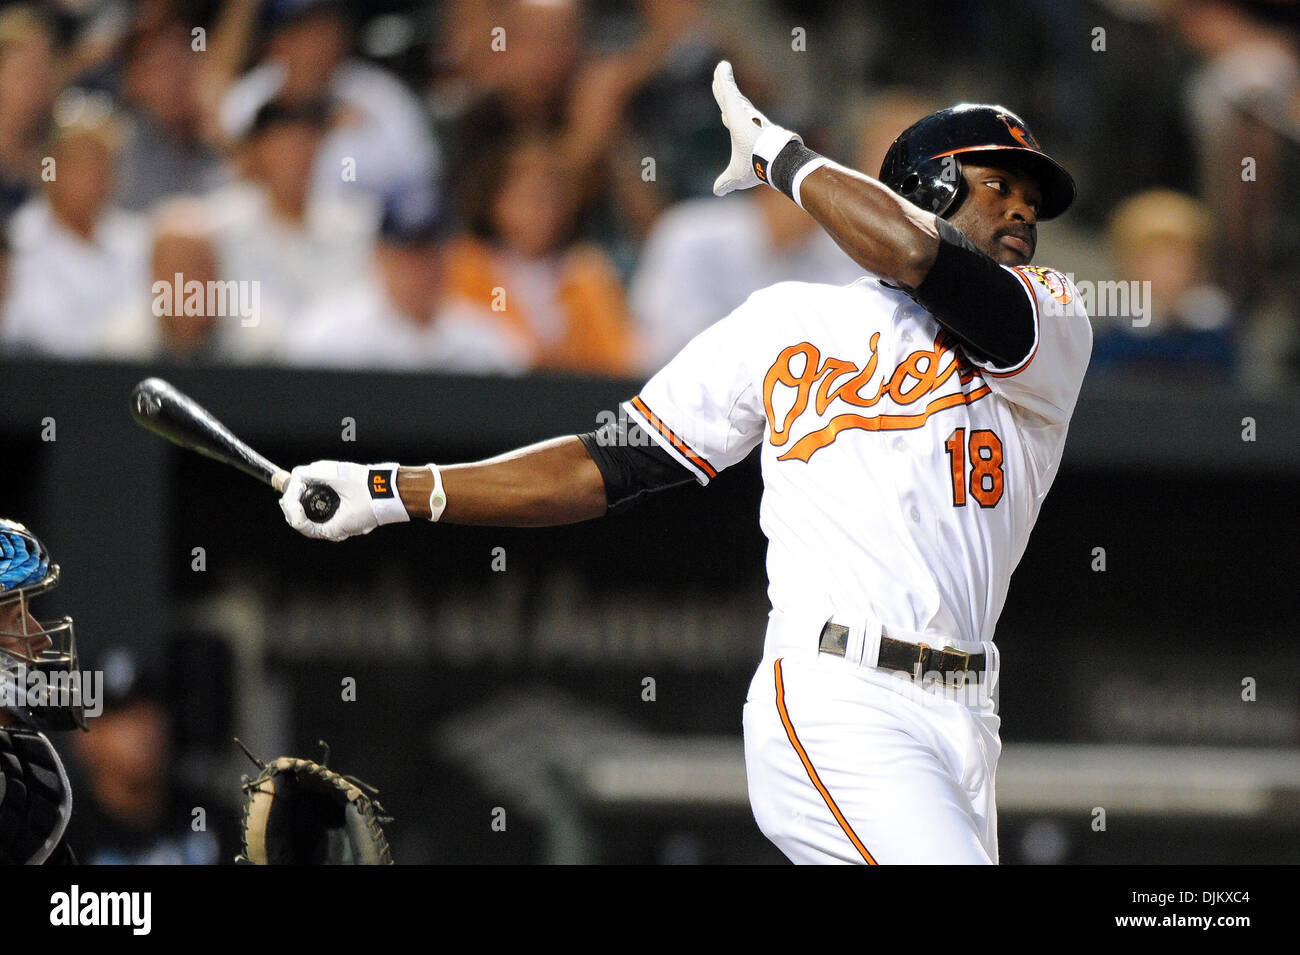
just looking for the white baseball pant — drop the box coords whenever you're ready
[742,612,1002,864]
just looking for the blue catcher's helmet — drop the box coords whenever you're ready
[0,519,84,731]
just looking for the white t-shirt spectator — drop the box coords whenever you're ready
[1,198,149,358]
[204,180,379,361]
[281,277,530,374]
[630,196,865,370]
[221,60,441,204]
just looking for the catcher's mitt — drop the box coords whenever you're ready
[236,740,393,865]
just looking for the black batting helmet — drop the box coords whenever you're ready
[879,104,1075,220]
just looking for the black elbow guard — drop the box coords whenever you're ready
[909,218,1035,367]
[577,415,695,514]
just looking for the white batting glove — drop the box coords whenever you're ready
[711,60,800,197]
[278,461,409,543]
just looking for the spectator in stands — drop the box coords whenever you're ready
[444,0,735,264]
[1159,0,1299,388]
[284,188,530,372]
[204,97,379,361]
[99,198,226,362]
[432,0,583,137]
[208,0,440,205]
[629,123,864,370]
[0,6,57,223]
[114,15,225,212]
[563,0,730,206]
[64,649,237,865]
[1090,189,1236,384]
[1160,0,1299,302]
[443,132,637,375]
[437,0,587,248]
[1,95,149,358]
[558,0,734,253]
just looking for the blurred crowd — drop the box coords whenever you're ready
[0,0,1297,388]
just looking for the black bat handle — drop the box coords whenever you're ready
[302,482,340,524]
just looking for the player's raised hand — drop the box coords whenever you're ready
[279,460,409,542]
[711,60,799,197]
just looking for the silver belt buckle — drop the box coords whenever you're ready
[921,644,974,688]
[818,621,850,657]
[941,647,973,688]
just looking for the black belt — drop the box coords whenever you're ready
[818,621,986,686]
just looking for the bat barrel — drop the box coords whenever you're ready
[130,377,281,488]
[131,378,340,525]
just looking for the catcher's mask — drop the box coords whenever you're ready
[0,519,84,731]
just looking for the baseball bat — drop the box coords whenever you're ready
[129,377,340,523]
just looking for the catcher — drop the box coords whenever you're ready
[0,518,84,865]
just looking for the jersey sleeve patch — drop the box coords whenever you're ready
[1015,266,1072,306]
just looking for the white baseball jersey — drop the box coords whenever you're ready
[625,265,1091,648]
[623,264,1091,864]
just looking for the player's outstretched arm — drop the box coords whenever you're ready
[279,436,608,542]
[398,436,606,526]
[711,61,940,289]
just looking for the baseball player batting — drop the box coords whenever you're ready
[278,61,1091,864]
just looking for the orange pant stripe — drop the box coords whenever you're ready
[774,657,878,864]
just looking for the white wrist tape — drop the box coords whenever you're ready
[753,124,798,166]
[753,124,829,208]
[367,463,409,525]
[425,463,447,522]
[791,156,833,209]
